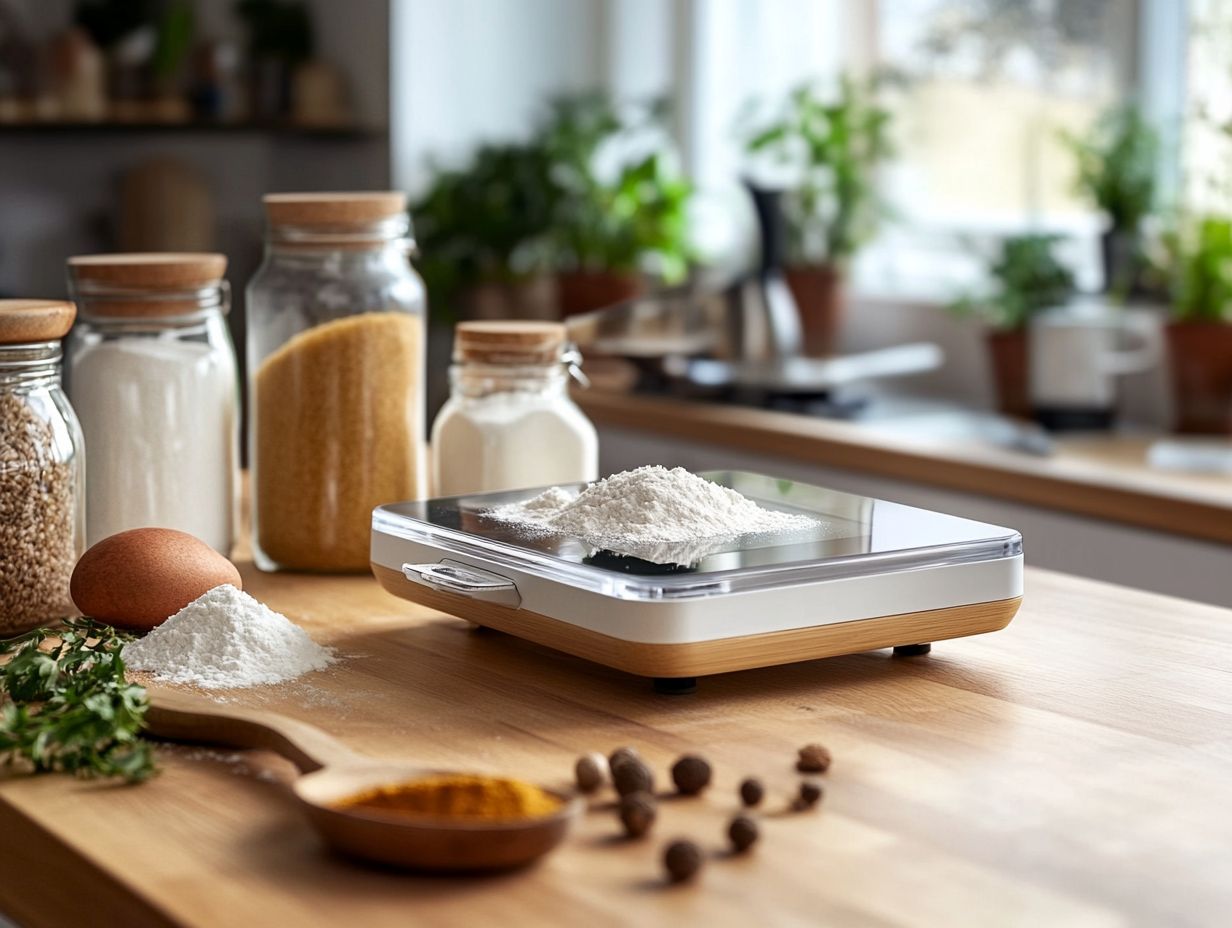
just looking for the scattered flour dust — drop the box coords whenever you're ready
[123,584,335,689]
[488,465,816,554]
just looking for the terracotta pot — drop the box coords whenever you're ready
[784,264,845,357]
[1166,321,1232,434]
[459,276,559,321]
[985,329,1031,419]
[555,270,643,317]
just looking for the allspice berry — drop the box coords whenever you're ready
[663,839,703,883]
[796,743,832,773]
[670,754,712,795]
[575,751,608,793]
[739,777,765,808]
[612,755,654,797]
[609,746,640,769]
[796,780,824,809]
[728,815,759,853]
[618,791,657,838]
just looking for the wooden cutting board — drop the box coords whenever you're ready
[2,563,1231,927]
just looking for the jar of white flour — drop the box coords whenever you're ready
[66,253,238,554]
[431,321,598,497]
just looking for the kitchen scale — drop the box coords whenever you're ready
[371,472,1023,692]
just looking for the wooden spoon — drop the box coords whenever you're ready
[145,690,580,871]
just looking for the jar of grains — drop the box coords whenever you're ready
[431,322,598,496]
[0,300,85,634]
[247,191,427,572]
[66,253,238,555]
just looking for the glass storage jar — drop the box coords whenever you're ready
[431,321,598,496]
[66,253,239,555]
[247,191,427,572]
[0,300,85,634]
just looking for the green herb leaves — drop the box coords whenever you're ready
[745,76,896,267]
[542,93,693,283]
[949,233,1076,331]
[1169,216,1232,323]
[0,618,157,783]
[1061,104,1160,233]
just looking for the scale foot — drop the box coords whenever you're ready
[893,643,931,657]
[653,677,698,695]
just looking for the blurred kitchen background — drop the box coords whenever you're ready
[2,0,1231,601]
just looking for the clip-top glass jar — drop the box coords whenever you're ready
[0,300,85,634]
[247,191,427,572]
[66,253,239,555]
[431,321,598,496]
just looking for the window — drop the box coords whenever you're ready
[667,0,1145,297]
[1185,0,1232,212]
[393,0,1178,300]
[857,0,1140,297]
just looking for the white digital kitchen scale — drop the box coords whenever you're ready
[371,471,1023,692]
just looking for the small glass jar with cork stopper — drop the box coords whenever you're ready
[65,252,239,555]
[0,300,85,634]
[431,321,598,497]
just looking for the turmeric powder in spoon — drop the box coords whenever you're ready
[335,774,562,822]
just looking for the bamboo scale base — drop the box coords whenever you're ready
[371,563,1022,682]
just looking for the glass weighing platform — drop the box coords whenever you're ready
[371,472,1023,692]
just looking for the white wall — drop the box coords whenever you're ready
[603,0,678,101]
[391,0,606,195]
[682,0,849,188]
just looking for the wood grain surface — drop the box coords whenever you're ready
[575,389,1232,546]
[2,563,1230,928]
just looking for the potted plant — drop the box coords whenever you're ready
[540,93,692,316]
[952,234,1076,418]
[1164,215,1232,433]
[413,140,559,322]
[1062,104,1160,297]
[745,76,893,356]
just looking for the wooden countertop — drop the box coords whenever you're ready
[2,561,1231,927]
[576,389,1232,545]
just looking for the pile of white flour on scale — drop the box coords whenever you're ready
[488,466,816,559]
[124,584,334,689]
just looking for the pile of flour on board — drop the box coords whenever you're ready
[124,584,335,689]
[488,466,816,555]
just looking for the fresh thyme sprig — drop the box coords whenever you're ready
[0,617,157,783]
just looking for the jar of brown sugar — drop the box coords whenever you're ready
[246,192,427,572]
[0,300,85,633]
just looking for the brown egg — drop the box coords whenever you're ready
[71,527,242,630]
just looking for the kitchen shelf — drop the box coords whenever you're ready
[0,120,384,141]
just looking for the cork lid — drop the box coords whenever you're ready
[68,253,227,290]
[66,253,227,319]
[263,191,407,226]
[0,300,77,344]
[454,321,567,364]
